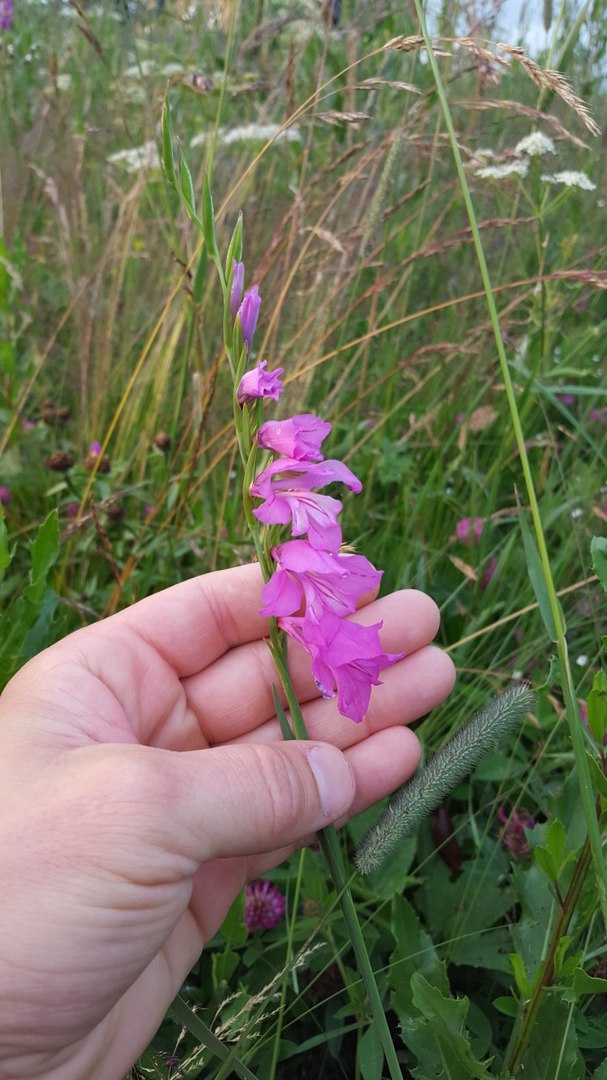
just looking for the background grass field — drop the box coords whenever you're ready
[2,1,607,1076]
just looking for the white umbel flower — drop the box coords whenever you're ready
[190,123,302,150]
[107,141,161,174]
[541,170,596,191]
[515,131,556,157]
[475,159,529,180]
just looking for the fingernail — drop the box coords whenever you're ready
[307,745,355,820]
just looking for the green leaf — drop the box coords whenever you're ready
[225,212,243,273]
[357,1023,383,1080]
[572,966,607,996]
[518,506,558,641]
[179,152,200,224]
[29,509,59,592]
[202,175,219,260]
[518,994,584,1079]
[509,953,533,997]
[588,671,607,743]
[493,995,519,1017]
[586,753,607,799]
[212,947,239,993]
[546,818,566,869]
[161,96,177,186]
[400,973,492,1080]
[272,684,294,741]
[591,536,607,594]
[0,506,10,581]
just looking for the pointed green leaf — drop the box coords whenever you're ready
[161,97,177,186]
[518,507,558,641]
[591,536,607,594]
[179,152,198,220]
[588,671,607,744]
[272,684,294,741]
[225,212,243,273]
[357,1024,383,1080]
[202,175,219,259]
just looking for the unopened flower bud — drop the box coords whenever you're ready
[46,451,74,472]
[236,284,261,349]
[229,260,245,323]
[153,431,171,452]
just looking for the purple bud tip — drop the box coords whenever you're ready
[237,284,261,348]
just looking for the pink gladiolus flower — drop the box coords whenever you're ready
[237,284,261,348]
[251,457,362,499]
[279,612,403,724]
[237,360,284,405]
[261,540,382,620]
[254,489,344,552]
[456,516,485,547]
[244,879,286,932]
[230,260,245,323]
[258,414,332,462]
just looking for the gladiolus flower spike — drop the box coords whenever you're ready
[237,318,401,721]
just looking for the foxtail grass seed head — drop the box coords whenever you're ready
[355,683,536,874]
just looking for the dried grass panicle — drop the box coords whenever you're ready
[497,43,600,136]
[355,683,536,876]
[455,99,590,150]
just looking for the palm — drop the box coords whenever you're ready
[0,564,453,1079]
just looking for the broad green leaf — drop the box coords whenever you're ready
[518,994,584,1079]
[518,506,558,641]
[211,947,239,993]
[591,536,607,594]
[572,966,607,996]
[509,953,532,997]
[29,508,59,590]
[546,818,565,869]
[586,753,607,799]
[389,894,448,1019]
[400,972,492,1080]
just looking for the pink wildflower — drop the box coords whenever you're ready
[588,407,607,426]
[230,260,245,323]
[456,516,485,547]
[279,612,403,724]
[0,485,12,507]
[237,360,284,406]
[89,441,102,457]
[237,285,261,349]
[497,807,535,861]
[244,879,286,932]
[261,540,382,621]
[251,457,361,552]
[258,414,332,462]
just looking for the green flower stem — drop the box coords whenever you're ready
[505,836,592,1075]
[413,0,607,934]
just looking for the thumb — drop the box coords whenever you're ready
[118,741,356,864]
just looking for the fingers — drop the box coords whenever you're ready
[179,589,444,748]
[90,563,271,679]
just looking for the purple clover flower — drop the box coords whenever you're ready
[0,0,13,31]
[279,612,403,725]
[244,879,286,932]
[89,441,102,457]
[0,485,12,507]
[258,414,332,462]
[455,516,485,547]
[230,260,245,323]
[237,360,284,405]
[497,806,535,861]
[237,284,261,349]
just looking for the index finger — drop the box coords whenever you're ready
[109,563,269,678]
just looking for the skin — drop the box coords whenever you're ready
[0,563,455,1080]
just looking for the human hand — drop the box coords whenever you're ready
[0,564,454,1080]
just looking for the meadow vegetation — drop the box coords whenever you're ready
[1,1,607,1076]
